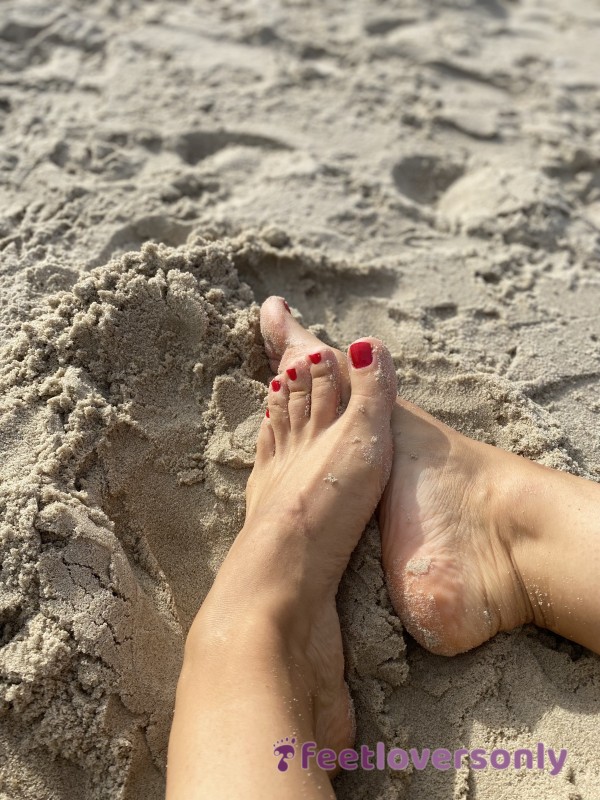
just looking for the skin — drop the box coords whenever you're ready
[168,296,600,798]
[259,296,600,656]
[168,336,397,799]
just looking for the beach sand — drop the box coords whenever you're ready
[1,0,599,798]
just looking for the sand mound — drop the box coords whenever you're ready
[0,239,256,797]
[1,233,594,799]
[0,237,405,798]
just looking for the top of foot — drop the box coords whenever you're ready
[218,332,396,754]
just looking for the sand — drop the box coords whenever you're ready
[0,0,599,798]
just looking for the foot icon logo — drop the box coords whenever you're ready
[273,737,296,772]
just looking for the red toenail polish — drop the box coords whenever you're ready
[271,379,281,392]
[308,352,322,364]
[283,299,291,313]
[350,341,373,369]
[266,408,270,418]
[286,368,297,381]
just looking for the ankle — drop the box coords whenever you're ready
[188,591,318,683]
[183,603,320,735]
[493,451,554,632]
[193,540,328,664]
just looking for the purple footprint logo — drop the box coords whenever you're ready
[273,737,296,772]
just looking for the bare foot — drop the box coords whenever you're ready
[260,297,533,657]
[201,333,397,752]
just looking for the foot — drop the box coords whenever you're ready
[260,296,534,657]
[205,334,397,752]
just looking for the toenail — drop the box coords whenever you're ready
[271,379,281,392]
[350,341,373,369]
[283,299,291,313]
[286,368,297,381]
[308,352,322,364]
[266,408,270,418]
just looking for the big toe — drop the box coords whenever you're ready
[260,296,324,373]
[344,338,397,487]
[260,296,351,403]
[346,338,397,420]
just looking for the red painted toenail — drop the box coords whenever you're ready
[266,408,270,418]
[283,299,291,313]
[308,352,322,364]
[271,379,281,392]
[286,368,297,381]
[350,341,373,369]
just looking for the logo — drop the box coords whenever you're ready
[273,738,568,775]
[273,737,296,772]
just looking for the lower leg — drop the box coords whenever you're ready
[167,337,397,798]
[504,455,600,653]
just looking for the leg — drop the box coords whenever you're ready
[167,338,397,799]
[497,454,600,653]
[261,296,600,656]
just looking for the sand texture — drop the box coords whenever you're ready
[1,0,599,798]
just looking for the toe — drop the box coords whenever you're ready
[259,297,350,402]
[254,413,275,465]
[260,296,324,374]
[338,338,397,490]
[267,375,290,445]
[346,338,397,420]
[285,361,312,433]
[306,348,341,430]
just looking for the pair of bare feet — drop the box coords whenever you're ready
[237,295,532,756]
[194,295,600,767]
